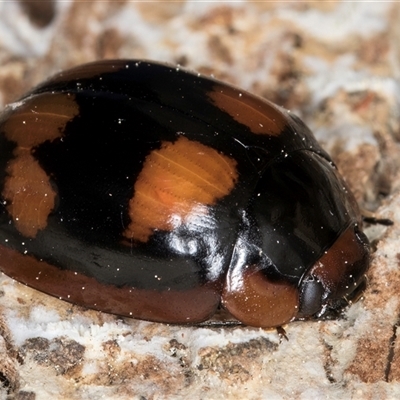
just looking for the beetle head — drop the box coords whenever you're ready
[297,223,370,319]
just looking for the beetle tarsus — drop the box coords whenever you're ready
[276,326,288,342]
[363,216,394,226]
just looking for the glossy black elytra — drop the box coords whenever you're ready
[0,60,370,328]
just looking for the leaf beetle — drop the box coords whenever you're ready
[0,60,370,328]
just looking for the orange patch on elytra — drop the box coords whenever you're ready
[1,92,79,238]
[208,84,287,136]
[3,151,56,238]
[3,92,79,146]
[123,136,238,243]
[43,59,129,86]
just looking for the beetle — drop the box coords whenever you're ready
[0,60,370,328]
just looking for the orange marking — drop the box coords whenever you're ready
[45,59,128,86]
[2,150,56,238]
[3,93,78,146]
[2,92,79,237]
[0,244,221,324]
[208,84,287,136]
[123,136,238,243]
[222,267,299,328]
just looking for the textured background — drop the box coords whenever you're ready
[0,2,400,399]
